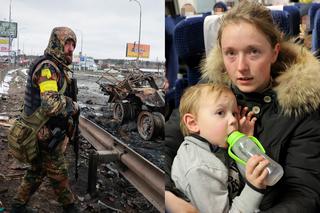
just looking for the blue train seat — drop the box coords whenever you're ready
[271,10,290,36]
[311,9,320,53]
[165,16,179,91]
[308,3,320,32]
[283,5,301,36]
[165,15,186,109]
[174,16,206,86]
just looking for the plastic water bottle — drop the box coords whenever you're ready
[227,131,284,186]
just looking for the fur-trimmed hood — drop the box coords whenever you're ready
[201,41,320,117]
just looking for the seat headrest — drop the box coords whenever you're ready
[203,14,223,56]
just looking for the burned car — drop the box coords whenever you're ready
[96,67,165,140]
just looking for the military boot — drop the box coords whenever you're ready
[11,203,38,213]
[63,203,80,213]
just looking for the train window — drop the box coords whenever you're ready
[177,0,239,15]
[178,0,215,14]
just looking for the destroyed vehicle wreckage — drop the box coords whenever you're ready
[96,68,165,140]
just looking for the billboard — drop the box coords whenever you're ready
[0,21,17,38]
[0,37,9,52]
[126,43,150,58]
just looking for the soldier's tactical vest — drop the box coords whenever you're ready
[8,56,69,163]
[24,55,71,116]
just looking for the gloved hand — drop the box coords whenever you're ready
[65,97,79,117]
[72,101,79,116]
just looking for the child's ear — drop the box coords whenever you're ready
[183,113,199,133]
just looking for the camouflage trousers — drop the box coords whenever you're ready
[13,139,75,206]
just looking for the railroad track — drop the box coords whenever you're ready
[79,116,164,212]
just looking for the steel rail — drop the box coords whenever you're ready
[79,116,164,212]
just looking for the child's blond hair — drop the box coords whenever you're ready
[179,83,232,136]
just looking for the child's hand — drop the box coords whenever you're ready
[238,106,256,136]
[245,155,269,189]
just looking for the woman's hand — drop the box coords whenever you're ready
[238,106,256,136]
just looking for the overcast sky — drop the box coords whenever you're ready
[0,0,164,61]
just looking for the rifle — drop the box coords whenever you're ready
[70,77,80,181]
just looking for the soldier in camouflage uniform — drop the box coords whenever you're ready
[11,27,80,213]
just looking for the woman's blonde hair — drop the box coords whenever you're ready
[179,83,232,136]
[217,1,280,49]
[216,0,297,78]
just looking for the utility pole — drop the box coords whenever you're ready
[75,29,84,70]
[76,29,83,56]
[129,0,142,65]
[8,0,12,59]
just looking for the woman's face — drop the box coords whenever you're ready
[220,22,279,93]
